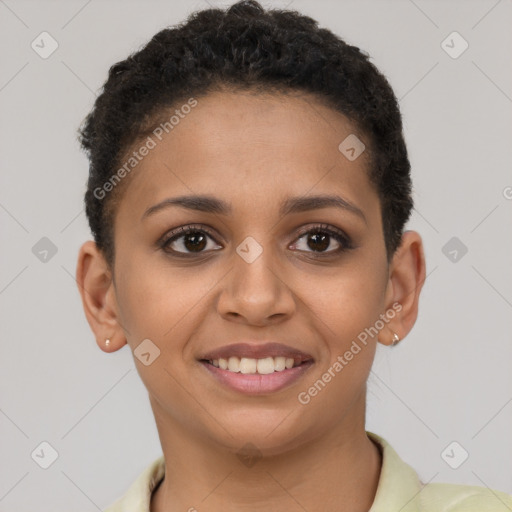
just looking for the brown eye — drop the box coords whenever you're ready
[160,226,222,255]
[291,224,352,255]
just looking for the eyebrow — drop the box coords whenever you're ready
[142,193,366,223]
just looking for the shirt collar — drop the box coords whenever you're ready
[367,430,423,511]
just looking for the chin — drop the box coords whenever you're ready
[208,408,314,457]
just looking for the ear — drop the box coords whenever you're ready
[379,230,426,346]
[76,241,126,353]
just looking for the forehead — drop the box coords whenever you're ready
[115,90,379,224]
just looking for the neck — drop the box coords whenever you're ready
[150,394,382,512]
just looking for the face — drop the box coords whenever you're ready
[91,90,408,454]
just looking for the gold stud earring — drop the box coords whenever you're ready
[391,333,400,346]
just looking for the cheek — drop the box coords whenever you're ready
[304,258,387,343]
[296,268,383,418]
[114,252,220,345]
[113,255,207,410]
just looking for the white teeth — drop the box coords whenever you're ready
[211,355,304,374]
[274,356,286,371]
[228,356,240,372]
[240,357,257,374]
[257,357,275,375]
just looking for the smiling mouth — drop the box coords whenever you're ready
[201,356,311,375]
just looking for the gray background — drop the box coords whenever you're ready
[1,0,511,509]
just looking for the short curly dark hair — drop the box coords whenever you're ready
[78,0,413,268]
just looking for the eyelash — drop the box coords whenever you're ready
[158,223,353,258]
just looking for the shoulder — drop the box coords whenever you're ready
[103,455,165,512]
[366,431,512,512]
[419,481,512,511]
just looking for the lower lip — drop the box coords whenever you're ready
[200,360,314,394]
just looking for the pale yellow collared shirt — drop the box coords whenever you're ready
[104,431,512,511]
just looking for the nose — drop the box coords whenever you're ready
[216,238,296,326]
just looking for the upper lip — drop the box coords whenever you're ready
[199,342,314,362]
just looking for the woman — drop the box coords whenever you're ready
[75,1,512,510]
